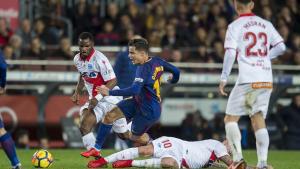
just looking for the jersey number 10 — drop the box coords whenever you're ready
[244,32,268,57]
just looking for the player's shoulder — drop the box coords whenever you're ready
[94,49,108,60]
[202,139,222,145]
[73,53,81,63]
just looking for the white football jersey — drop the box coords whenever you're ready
[74,49,116,98]
[152,137,228,169]
[224,13,283,84]
[183,139,228,168]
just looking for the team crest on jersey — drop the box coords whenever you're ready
[88,64,93,70]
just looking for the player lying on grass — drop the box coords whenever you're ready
[87,136,247,169]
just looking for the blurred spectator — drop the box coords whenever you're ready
[180,112,197,141]
[0,17,13,48]
[113,35,141,88]
[34,19,58,45]
[51,37,73,59]
[278,94,300,149]
[39,137,49,149]
[23,37,47,59]
[95,20,120,46]
[278,25,292,48]
[293,50,300,65]
[69,0,90,42]
[15,129,30,149]
[169,49,183,62]
[192,27,208,46]
[89,2,101,35]
[161,24,179,48]
[118,14,134,36]
[106,2,120,27]
[16,18,36,49]
[291,34,300,51]
[8,35,22,59]
[2,45,14,60]
[211,40,224,63]
[127,2,144,34]
[262,6,274,22]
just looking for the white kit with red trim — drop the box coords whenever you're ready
[74,48,116,98]
[224,13,283,84]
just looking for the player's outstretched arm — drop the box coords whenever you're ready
[97,82,142,96]
[71,75,84,104]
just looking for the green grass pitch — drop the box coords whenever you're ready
[0,149,299,169]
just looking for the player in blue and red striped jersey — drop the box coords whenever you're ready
[87,38,180,168]
[0,50,22,169]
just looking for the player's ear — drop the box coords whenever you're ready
[249,1,254,10]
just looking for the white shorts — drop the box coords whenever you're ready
[226,83,272,118]
[79,95,127,133]
[152,136,184,168]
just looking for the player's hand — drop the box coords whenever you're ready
[219,81,228,96]
[167,74,173,83]
[71,92,80,105]
[0,87,5,95]
[96,85,109,96]
[88,98,98,110]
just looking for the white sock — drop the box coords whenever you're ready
[255,128,269,168]
[132,158,161,168]
[82,133,96,150]
[105,147,139,163]
[225,122,243,162]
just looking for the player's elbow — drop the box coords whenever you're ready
[279,43,287,53]
[171,69,180,84]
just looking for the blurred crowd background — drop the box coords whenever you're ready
[0,0,300,150]
[1,0,299,67]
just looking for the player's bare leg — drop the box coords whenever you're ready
[79,109,100,158]
[250,112,269,169]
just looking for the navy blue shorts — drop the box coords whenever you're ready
[117,98,160,136]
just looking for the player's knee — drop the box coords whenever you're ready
[103,107,123,124]
[79,120,93,135]
[161,157,178,168]
[250,112,266,131]
[116,132,130,140]
[0,128,6,136]
[224,115,239,123]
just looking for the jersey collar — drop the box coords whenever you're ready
[239,13,255,17]
[80,48,95,61]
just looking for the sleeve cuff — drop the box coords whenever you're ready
[95,94,103,101]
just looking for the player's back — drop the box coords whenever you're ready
[183,139,228,168]
[225,14,283,84]
[135,57,165,114]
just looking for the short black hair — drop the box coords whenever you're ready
[128,38,149,53]
[236,0,252,5]
[79,32,94,42]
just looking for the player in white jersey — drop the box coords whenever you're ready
[71,32,128,158]
[219,1,286,169]
[86,136,242,169]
